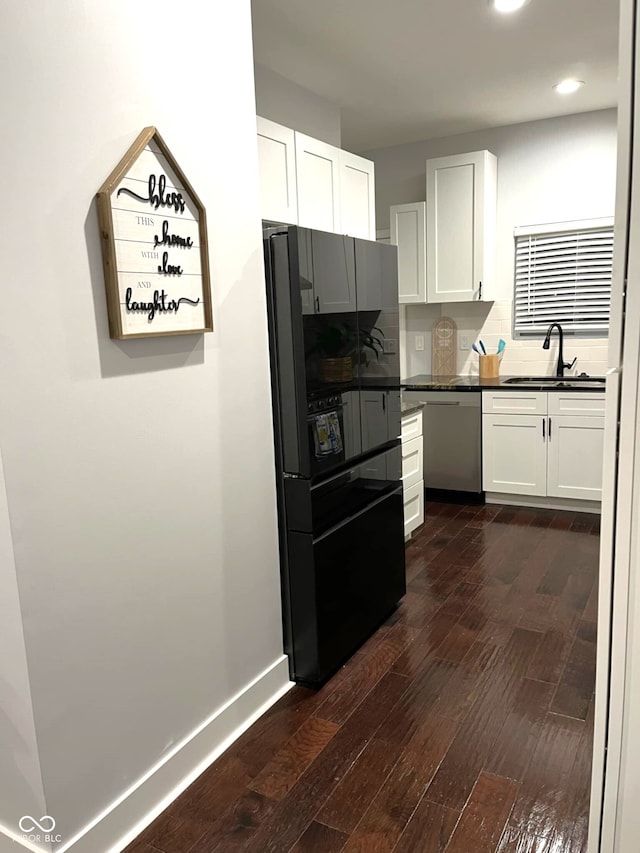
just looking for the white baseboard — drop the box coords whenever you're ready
[485,492,601,514]
[27,655,292,853]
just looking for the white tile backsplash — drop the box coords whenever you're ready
[403,300,609,378]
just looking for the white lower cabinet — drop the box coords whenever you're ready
[401,409,424,538]
[547,416,605,500]
[402,481,424,539]
[482,414,547,497]
[482,391,604,503]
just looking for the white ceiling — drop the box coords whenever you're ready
[251,0,620,151]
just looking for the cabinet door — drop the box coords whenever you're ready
[295,132,341,232]
[342,390,362,459]
[311,232,356,312]
[401,436,423,489]
[390,202,427,304]
[355,240,398,311]
[340,151,375,239]
[360,391,389,453]
[256,117,298,224]
[355,239,383,311]
[297,228,315,315]
[482,414,547,496]
[403,480,424,538]
[547,416,604,501]
[426,151,496,303]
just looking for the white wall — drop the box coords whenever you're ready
[254,63,342,146]
[0,1,286,850]
[365,111,617,378]
[0,449,47,850]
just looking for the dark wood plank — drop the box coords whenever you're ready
[550,620,597,720]
[394,798,459,852]
[391,610,459,678]
[249,715,340,800]
[425,628,541,810]
[122,843,164,853]
[433,621,478,663]
[527,627,570,684]
[376,657,456,747]
[176,755,251,825]
[555,697,595,853]
[343,713,458,851]
[291,821,349,852]
[244,672,410,853]
[123,808,210,853]
[197,790,275,851]
[495,826,557,852]
[445,771,520,853]
[509,712,585,840]
[230,685,318,776]
[485,678,555,781]
[123,502,599,853]
[316,738,398,834]
[312,623,419,724]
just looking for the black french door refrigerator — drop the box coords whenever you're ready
[263,224,406,686]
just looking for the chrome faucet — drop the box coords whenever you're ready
[542,323,577,377]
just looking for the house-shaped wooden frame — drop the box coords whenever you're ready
[96,126,213,339]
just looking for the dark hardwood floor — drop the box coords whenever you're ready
[125,501,599,853]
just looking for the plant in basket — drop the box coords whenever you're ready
[310,322,384,382]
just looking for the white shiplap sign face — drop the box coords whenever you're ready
[97,128,212,339]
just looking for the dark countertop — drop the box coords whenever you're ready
[401,399,425,417]
[402,374,606,392]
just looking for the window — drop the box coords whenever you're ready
[513,218,614,336]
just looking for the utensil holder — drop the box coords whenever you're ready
[479,354,500,379]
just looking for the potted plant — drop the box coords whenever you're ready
[310,322,384,382]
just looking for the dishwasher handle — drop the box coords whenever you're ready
[424,400,460,406]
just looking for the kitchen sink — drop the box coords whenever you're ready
[504,376,606,388]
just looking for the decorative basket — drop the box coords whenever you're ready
[319,357,353,383]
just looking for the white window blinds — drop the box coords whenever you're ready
[513,218,614,335]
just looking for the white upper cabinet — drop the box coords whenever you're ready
[339,151,376,239]
[295,132,342,233]
[256,118,376,239]
[390,202,427,304]
[426,150,497,303]
[256,117,298,224]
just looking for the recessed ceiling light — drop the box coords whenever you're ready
[553,79,585,95]
[493,0,528,12]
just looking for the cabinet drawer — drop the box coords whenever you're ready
[401,410,423,442]
[482,391,548,416]
[548,392,606,417]
[401,436,423,489]
[403,480,424,537]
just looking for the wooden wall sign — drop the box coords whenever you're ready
[97,127,213,339]
[432,316,458,376]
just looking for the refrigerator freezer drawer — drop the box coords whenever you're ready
[286,487,405,685]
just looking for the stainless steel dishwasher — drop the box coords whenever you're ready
[404,391,482,493]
